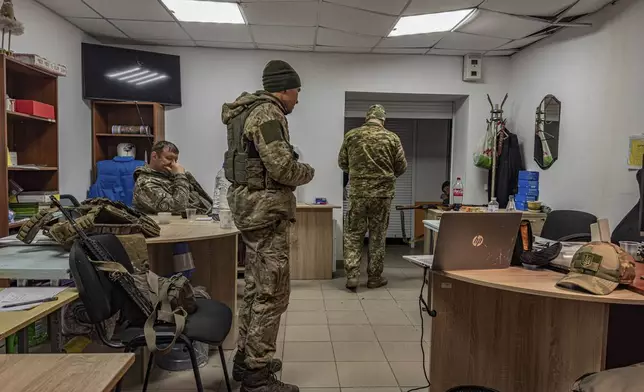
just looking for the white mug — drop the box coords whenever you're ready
[219,209,233,229]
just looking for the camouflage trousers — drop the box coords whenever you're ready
[344,197,392,280]
[237,220,291,369]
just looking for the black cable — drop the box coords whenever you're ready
[407,267,431,392]
[134,101,154,160]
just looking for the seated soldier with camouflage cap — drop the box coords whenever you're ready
[133,141,212,215]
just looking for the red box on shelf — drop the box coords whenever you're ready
[14,100,56,120]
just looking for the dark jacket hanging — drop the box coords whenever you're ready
[488,130,524,208]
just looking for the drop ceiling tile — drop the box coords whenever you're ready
[485,50,518,56]
[67,17,127,38]
[37,0,100,18]
[315,46,372,53]
[111,20,190,40]
[182,22,252,42]
[250,26,316,45]
[258,44,313,52]
[428,48,485,56]
[197,41,257,49]
[317,28,381,48]
[372,48,429,54]
[435,32,510,50]
[457,10,550,39]
[325,0,408,15]
[564,0,613,16]
[319,2,396,37]
[495,34,549,49]
[481,0,574,17]
[137,39,196,47]
[83,0,173,21]
[241,1,318,26]
[404,0,481,16]
[377,32,443,48]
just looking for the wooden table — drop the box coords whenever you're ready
[147,216,239,348]
[0,353,135,391]
[423,209,547,254]
[0,288,78,353]
[290,204,339,280]
[428,267,644,392]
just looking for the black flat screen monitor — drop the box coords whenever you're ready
[82,43,182,106]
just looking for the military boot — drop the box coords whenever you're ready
[345,277,358,292]
[367,276,388,289]
[241,366,299,392]
[233,350,283,382]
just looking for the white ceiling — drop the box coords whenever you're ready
[38,0,616,56]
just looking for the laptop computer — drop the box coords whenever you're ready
[405,212,521,270]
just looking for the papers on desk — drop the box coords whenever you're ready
[0,287,65,311]
[0,232,58,246]
[403,255,434,268]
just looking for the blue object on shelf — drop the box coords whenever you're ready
[515,201,529,211]
[517,187,539,197]
[515,194,538,203]
[518,180,539,190]
[518,171,539,181]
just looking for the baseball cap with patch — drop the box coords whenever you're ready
[556,242,636,295]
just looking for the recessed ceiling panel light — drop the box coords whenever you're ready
[162,0,245,24]
[388,9,475,37]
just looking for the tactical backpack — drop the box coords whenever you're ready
[17,198,160,248]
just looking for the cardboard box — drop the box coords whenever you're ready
[14,100,55,120]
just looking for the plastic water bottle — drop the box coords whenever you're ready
[453,177,464,208]
[506,195,516,212]
[487,197,500,212]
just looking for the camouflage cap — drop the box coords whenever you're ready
[556,242,636,295]
[366,104,386,122]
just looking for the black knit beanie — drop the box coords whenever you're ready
[262,60,301,93]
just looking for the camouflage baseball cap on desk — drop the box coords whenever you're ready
[556,242,636,295]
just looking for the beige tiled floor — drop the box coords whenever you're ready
[128,246,431,392]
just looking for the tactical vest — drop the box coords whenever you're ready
[224,99,279,191]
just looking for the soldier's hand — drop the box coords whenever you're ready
[171,162,186,174]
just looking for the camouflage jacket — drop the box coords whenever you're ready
[132,165,213,215]
[338,122,407,198]
[221,91,315,231]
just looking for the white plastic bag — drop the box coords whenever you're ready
[473,122,495,169]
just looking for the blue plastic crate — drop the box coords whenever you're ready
[518,171,539,181]
[517,187,540,197]
[518,180,539,190]
[515,201,528,211]
[515,194,538,203]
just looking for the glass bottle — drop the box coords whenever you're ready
[506,195,516,212]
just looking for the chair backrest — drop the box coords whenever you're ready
[68,233,143,325]
[541,210,598,241]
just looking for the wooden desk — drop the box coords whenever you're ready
[423,209,547,254]
[290,204,339,280]
[0,353,135,392]
[0,288,78,353]
[428,267,644,392]
[147,216,239,348]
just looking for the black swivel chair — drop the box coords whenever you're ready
[69,234,233,392]
[540,210,598,242]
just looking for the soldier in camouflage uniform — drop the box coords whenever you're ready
[132,141,213,215]
[222,60,315,392]
[339,104,407,291]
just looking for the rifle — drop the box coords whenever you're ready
[50,196,154,317]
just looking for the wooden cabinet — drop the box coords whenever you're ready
[289,205,338,280]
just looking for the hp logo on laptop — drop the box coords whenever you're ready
[472,235,484,247]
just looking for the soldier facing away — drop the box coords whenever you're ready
[339,104,408,291]
[132,140,212,215]
[222,60,315,392]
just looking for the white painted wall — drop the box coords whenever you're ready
[156,47,510,224]
[12,0,95,198]
[508,0,644,226]
[415,119,451,202]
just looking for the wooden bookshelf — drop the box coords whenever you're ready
[91,101,165,181]
[0,55,59,236]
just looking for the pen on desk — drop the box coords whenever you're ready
[1,296,58,309]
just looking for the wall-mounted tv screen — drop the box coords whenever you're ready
[82,43,182,106]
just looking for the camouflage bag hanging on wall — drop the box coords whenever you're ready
[17,198,160,248]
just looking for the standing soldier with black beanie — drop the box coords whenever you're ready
[221,60,315,392]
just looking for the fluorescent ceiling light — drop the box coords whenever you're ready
[162,0,245,24]
[388,9,475,37]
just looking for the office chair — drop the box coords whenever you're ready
[446,387,499,392]
[540,210,597,242]
[68,234,233,392]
